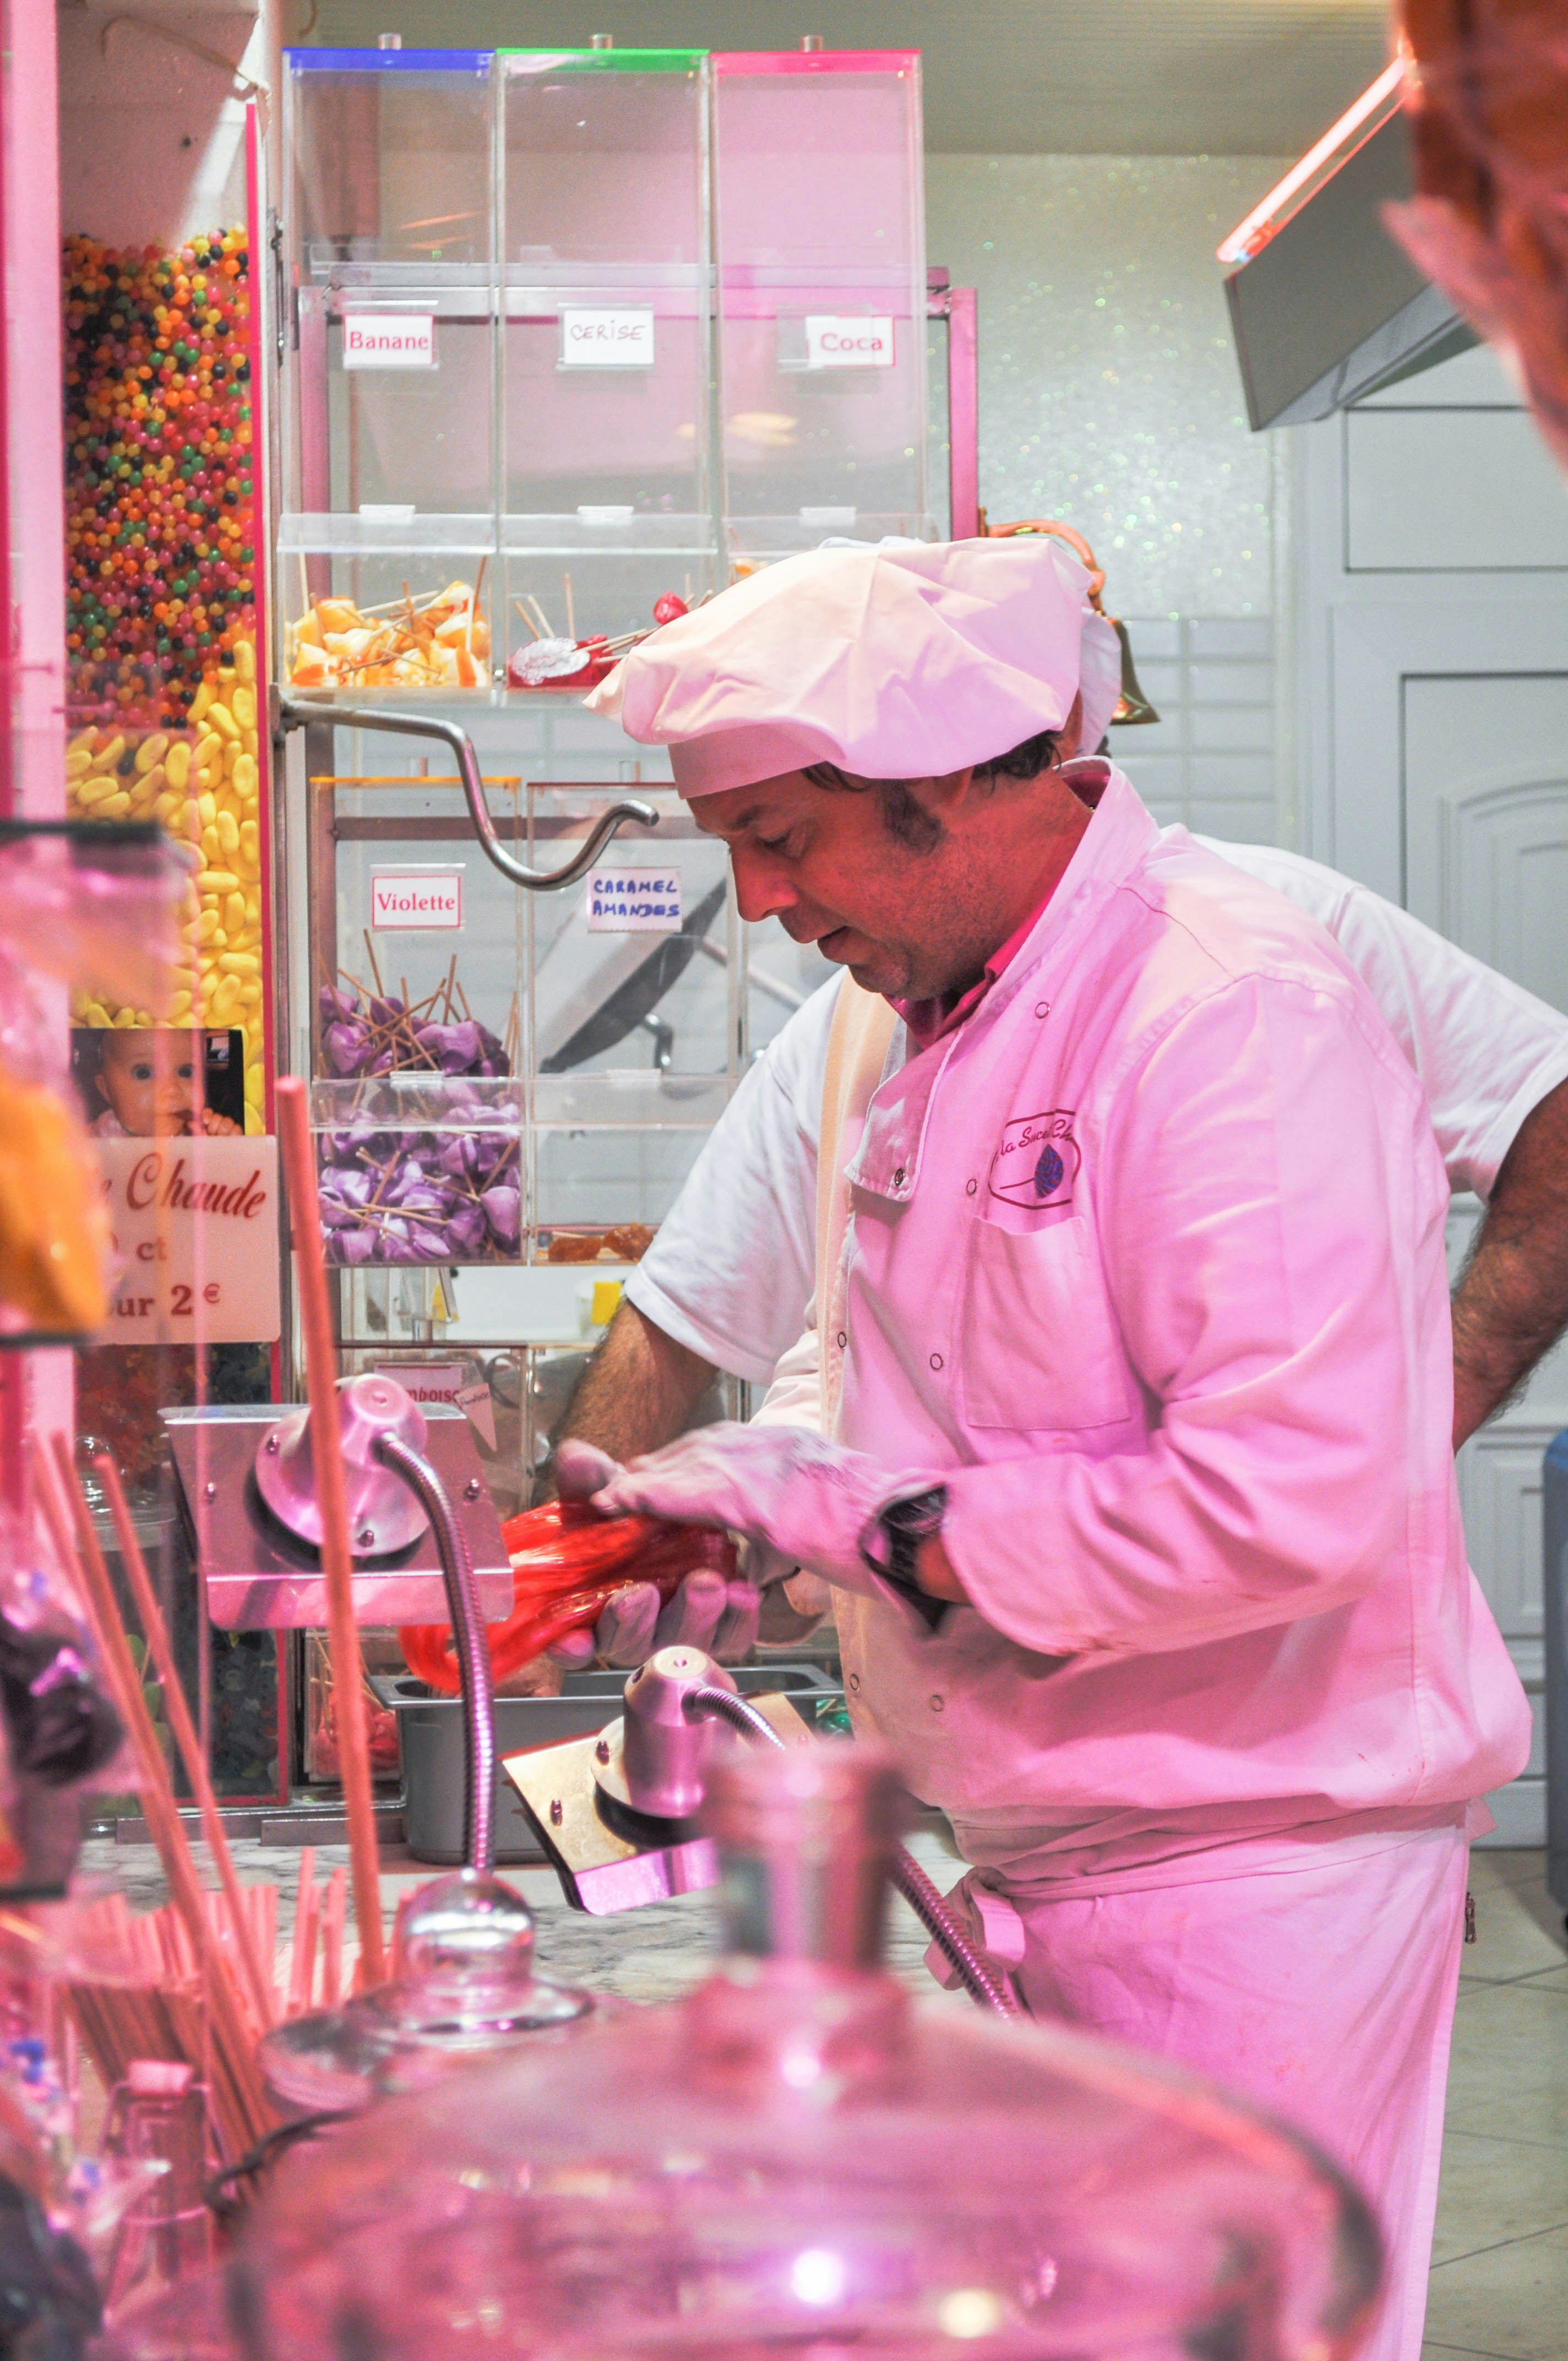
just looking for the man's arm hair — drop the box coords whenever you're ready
[541,1298,716,1494]
[1451,1076,1568,1448]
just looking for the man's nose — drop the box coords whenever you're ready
[729,845,797,926]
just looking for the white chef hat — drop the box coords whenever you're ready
[586,536,1119,801]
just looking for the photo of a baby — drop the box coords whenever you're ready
[72,1028,246,1139]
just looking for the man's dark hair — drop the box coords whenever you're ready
[802,726,1061,853]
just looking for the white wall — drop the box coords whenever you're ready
[926,155,1293,844]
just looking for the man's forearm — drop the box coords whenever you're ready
[1451,1076,1568,1447]
[544,1299,716,1489]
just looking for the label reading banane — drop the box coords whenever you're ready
[342,313,435,371]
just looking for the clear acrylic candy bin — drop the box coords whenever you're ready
[498,48,716,689]
[312,1075,522,1267]
[282,50,497,645]
[712,51,934,558]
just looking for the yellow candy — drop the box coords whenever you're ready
[238,820,259,864]
[209,980,241,1024]
[207,703,238,744]
[95,791,131,818]
[196,912,221,944]
[197,792,217,832]
[194,731,221,773]
[230,684,257,732]
[244,1105,264,1136]
[81,1002,110,1027]
[215,810,241,858]
[198,869,239,896]
[165,741,191,790]
[132,760,165,796]
[235,640,255,685]
[223,892,247,935]
[113,1008,137,1027]
[198,826,219,867]
[151,792,180,826]
[244,1063,264,1106]
[75,775,121,809]
[232,753,257,801]
[65,750,92,781]
[188,682,213,726]
[219,952,260,977]
[168,993,193,1021]
[134,734,170,775]
[89,735,126,775]
[238,986,263,1011]
[68,727,95,755]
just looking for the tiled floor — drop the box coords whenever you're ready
[1428,1849,1568,2361]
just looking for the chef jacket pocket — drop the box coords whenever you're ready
[962,1215,1133,1432]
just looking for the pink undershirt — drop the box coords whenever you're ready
[890,758,1109,1051]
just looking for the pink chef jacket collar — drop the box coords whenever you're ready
[891,757,1114,1050]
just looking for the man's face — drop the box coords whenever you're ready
[692,770,977,1000]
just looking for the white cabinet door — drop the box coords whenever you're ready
[1296,395,1568,1843]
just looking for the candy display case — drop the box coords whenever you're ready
[280,48,496,685]
[497,48,717,690]
[712,51,933,558]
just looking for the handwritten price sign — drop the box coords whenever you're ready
[95,1136,281,1344]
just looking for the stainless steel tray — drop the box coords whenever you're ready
[373,1663,841,1866]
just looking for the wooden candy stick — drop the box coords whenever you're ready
[94,1452,274,2034]
[275,1075,386,1987]
[39,1443,271,2151]
[287,1846,319,2017]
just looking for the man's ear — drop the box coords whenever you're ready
[920,764,977,814]
[1057,692,1085,764]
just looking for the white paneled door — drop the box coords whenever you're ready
[1295,350,1568,1841]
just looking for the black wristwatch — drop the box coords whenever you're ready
[862,1486,950,1630]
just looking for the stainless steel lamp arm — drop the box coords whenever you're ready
[377,1433,496,1878]
[684,1683,1017,2017]
[277,697,658,893]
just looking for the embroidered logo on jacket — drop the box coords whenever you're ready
[988,1110,1079,1208]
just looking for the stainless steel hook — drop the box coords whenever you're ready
[277,695,658,894]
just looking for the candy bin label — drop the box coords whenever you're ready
[342,313,435,371]
[559,308,656,369]
[805,315,895,369]
[586,867,682,933]
[96,1136,281,1343]
[371,868,464,931]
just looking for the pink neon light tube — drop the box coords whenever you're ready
[1218,58,1405,267]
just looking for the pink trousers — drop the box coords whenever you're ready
[944,1823,1468,2361]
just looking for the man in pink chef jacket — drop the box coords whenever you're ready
[558,536,1533,2361]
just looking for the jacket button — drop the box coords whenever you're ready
[929,1694,945,1713]
[836,1330,847,1350]
[929,1352,943,1371]
[965,1178,977,1196]
[892,1166,906,1189]
[1034,1002,1050,1019]
[848,1672,861,1694]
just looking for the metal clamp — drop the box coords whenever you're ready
[277,694,658,894]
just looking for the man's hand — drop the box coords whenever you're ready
[554,1426,939,1599]
[1452,1077,1568,1448]
[539,1302,731,1666]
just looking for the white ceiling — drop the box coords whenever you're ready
[306,0,1390,155]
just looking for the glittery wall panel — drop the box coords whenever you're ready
[924,154,1287,619]
[1109,617,1275,841]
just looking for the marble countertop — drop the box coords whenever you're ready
[75,1825,974,2012]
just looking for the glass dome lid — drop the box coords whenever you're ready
[227,1749,1381,2361]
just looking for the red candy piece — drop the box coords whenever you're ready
[398,1498,738,1689]
[652,592,689,625]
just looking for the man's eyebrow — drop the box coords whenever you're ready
[694,802,763,839]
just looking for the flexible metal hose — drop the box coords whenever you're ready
[378,1434,495,1877]
[685,1684,1017,2017]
